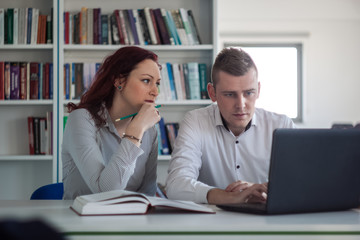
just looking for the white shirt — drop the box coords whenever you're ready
[165,104,296,203]
[62,108,158,200]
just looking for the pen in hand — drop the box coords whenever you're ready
[115,105,162,122]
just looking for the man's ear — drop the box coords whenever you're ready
[207,83,217,102]
[257,81,261,99]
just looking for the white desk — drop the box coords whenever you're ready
[0,200,360,240]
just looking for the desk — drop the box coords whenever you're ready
[0,200,359,240]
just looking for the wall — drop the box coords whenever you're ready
[218,0,360,128]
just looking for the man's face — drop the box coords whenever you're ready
[208,69,260,136]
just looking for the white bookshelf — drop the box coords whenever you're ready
[0,0,218,198]
[0,0,58,200]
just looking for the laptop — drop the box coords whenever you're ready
[217,128,360,214]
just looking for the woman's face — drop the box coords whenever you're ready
[119,59,161,111]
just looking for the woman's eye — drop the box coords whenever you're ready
[143,79,150,83]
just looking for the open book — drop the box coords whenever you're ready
[71,190,215,216]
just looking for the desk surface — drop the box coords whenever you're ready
[0,200,360,240]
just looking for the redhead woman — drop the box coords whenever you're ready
[62,46,161,199]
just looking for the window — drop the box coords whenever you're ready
[224,43,302,122]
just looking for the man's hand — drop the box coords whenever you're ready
[225,180,253,192]
[207,183,268,205]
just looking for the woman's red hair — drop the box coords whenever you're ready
[67,46,160,127]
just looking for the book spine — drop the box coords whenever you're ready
[29,62,39,99]
[86,8,93,44]
[160,9,175,45]
[187,62,200,99]
[198,63,208,99]
[10,62,20,99]
[118,10,129,45]
[26,8,32,44]
[0,9,4,45]
[187,10,201,44]
[166,62,177,100]
[49,62,53,99]
[43,63,50,99]
[158,118,170,155]
[0,62,4,100]
[179,8,195,45]
[6,9,14,44]
[33,117,40,155]
[101,14,109,44]
[138,9,150,45]
[153,8,170,45]
[13,8,18,44]
[172,63,184,100]
[149,9,161,45]
[64,12,69,44]
[38,62,43,99]
[39,117,48,155]
[19,62,27,99]
[144,7,157,45]
[46,9,53,44]
[80,7,87,44]
[27,116,35,155]
[132,9,144,45]
[110,13,120,44]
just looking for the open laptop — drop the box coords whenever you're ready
[217,128,360,214]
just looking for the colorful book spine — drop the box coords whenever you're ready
[158,118,170,155]
[10,62,20,99]
[198,63,208,99]
[0,62,4,100]
[187,62,200,99]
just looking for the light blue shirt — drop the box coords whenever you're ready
[62,107,158,200]
[166,104,296,203]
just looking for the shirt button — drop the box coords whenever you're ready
[235,141,239,144]
[236,165,240,169]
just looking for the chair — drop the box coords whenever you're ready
[30,183,64,200]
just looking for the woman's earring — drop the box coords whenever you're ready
[117,86,122,90]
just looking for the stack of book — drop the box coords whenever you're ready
[0,7,53,45]
[63,62,101,100]
[158,62,209,101]
[63,7,201,45]
[0,61,53,100]
[27,112,53,155]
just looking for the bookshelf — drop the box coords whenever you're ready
[0,0,217,199]
[0,0,58,200]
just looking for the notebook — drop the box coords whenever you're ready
[217,128,360,214]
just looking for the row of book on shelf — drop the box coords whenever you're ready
[63,62,209,101]
[27,112,53,155]
[64,7,201,46]
[0,61,53,100]
[0,8,53,45]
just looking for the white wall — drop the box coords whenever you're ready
[218,0,360,128]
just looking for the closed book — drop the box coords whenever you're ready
[13,8,18,44]
[4,62,10,99]
[64,12,70,44]
[29,62,39,99]
[143,7,157,45]
[172,63,185,100]
[149,9,161,45]
[92,9,100,44]
[122,10,134,45]
[166,62,177,100]
[187,10,201,44]
[0,62,4,100]
[153,8,170,45]
[64,63,70,99]
[160,63,172,101]
[86,8,93,44]
[27,116,35,155]
[10,62,20,99]
[158,117,170,155]
[74,63,84,99]
[166,10,181,45]
[42,62,50,99]
[26,8,32,44]
[6,8,14,44]
[0,9,4,45]
[39,117,48,155]
[118,10,129,45]
[179,8,195,45]
[33,117,40,154]
[187,62,200,99]
[71,189,214,216]
[31,8,39,44]
[46,11,53,44]
[182,63,191,100]
[137,9,150,45]
[101,14,109,44]
[198,63,208,99]
[132,9,144,45]
[80,7,87,44]
[110,13,120,45]
[18,8,26,44]
[160,9,175,45]
[19,62,28,99]
[49,62,53,99]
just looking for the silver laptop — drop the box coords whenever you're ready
[217,129,360,214]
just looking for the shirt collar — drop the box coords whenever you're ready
[213,104,257,132]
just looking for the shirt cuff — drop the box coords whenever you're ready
[119,138,144,165]
[195,185,216,204]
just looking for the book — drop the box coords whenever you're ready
[153,8,171,45]
[0,62,4,100]
[10,62,20,99]
[143,7,157,45]
[187,10,201,45]
[187,62,201,99]
[179,8,195,45]
[158,117,170,155]
[29,62,39,99]
[0,9,4,45]
[27,116,35,155]
[70,189,214,216]
[198,63,209,99]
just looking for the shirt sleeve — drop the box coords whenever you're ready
[63,109,144,193]
[165,111,214,203]
[137,128,158,196]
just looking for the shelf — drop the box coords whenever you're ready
[63,44,214,51]
[0,44,54,50]
[63,99,212,106]
[0,100,54,105]
[0,155,53,161]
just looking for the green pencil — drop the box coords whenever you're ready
[115,105,162,122]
